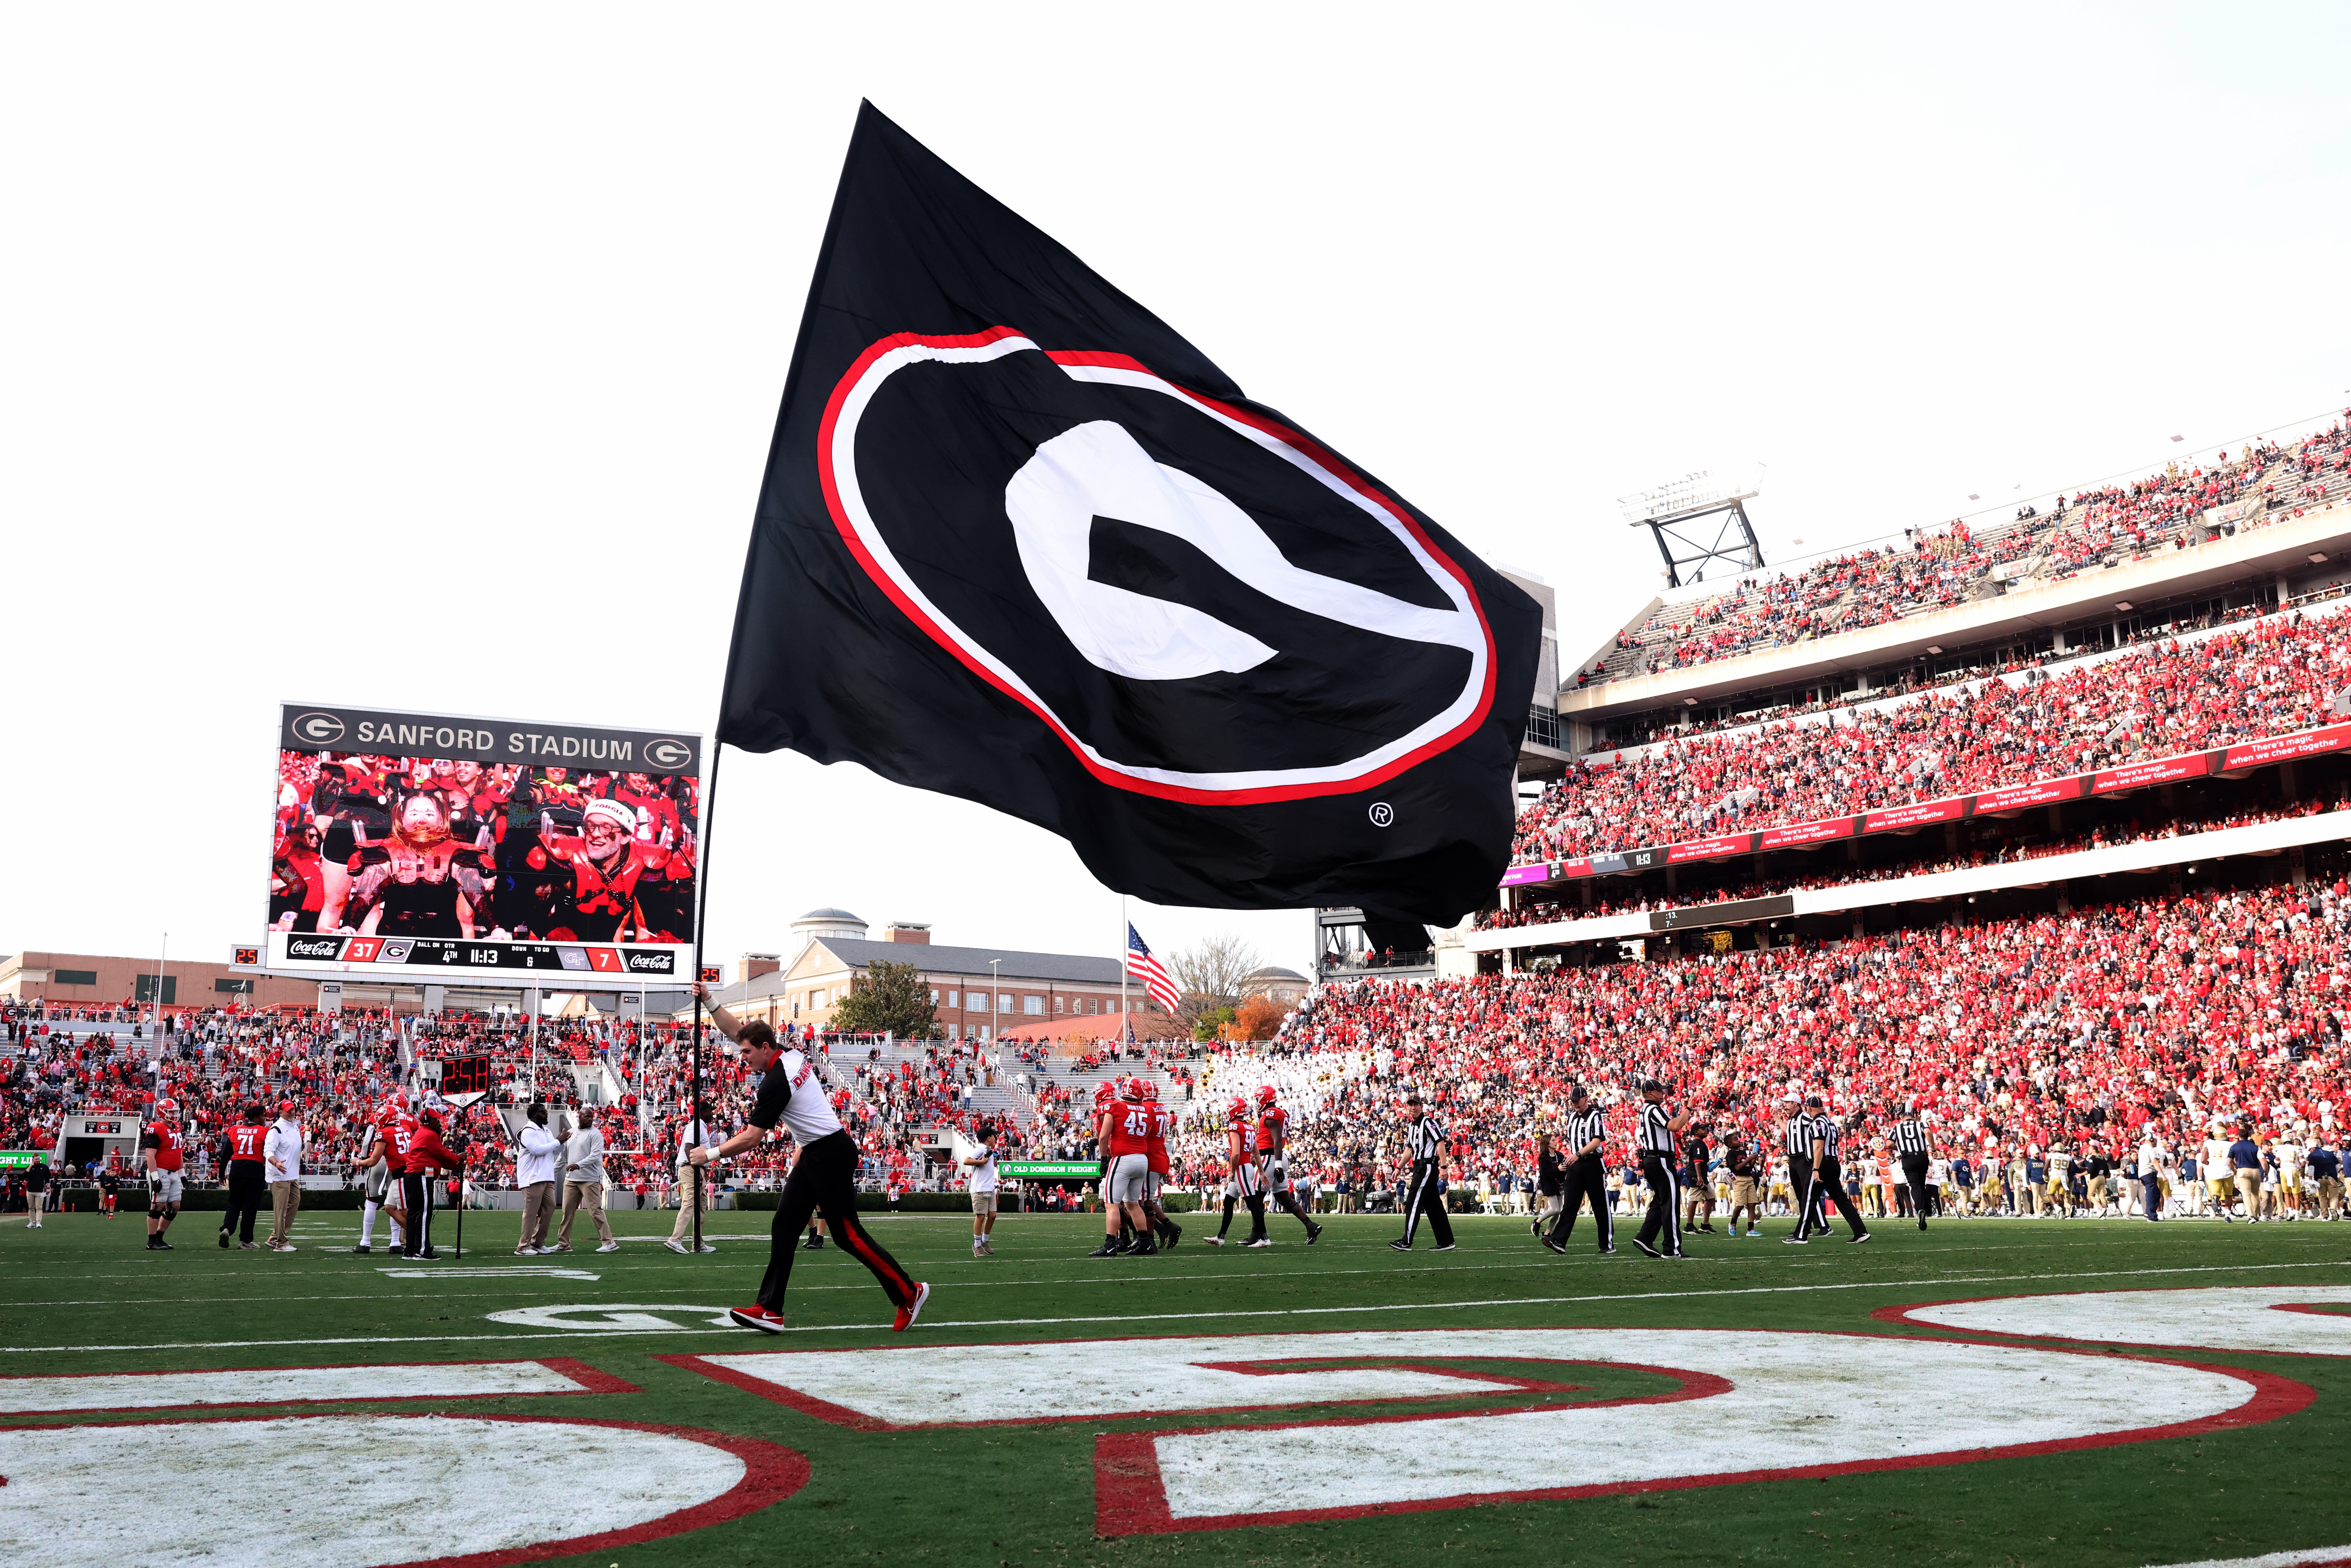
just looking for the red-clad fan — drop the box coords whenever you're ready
[1205,1095,1269,1247]
[535,798,691,942]
[1254,1084,1324,1244]
[140,1097,186,1251]
[612,772,684,848]
[1139,1079,1182,1250]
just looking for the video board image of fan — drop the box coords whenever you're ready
[268,703,702,982]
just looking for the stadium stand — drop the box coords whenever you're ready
[1574,422,2350,691]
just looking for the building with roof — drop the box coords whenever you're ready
[711,909,1169,1042]
[1242,965,1311,1006]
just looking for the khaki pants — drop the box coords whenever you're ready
[267,1180,302,1247]
[2318,1175,2344,1217]
[25,1191,45,1224]
[668,1164,715,1242]
[2233,1170,2262,1216]
[559,1181,613,1247]
[518,1181,556,1250]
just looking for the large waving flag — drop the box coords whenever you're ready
[1125,925,1183,1016]
[717,102,1541,924]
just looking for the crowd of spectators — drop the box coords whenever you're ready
[1174,877,2349,1213]
[1483,796,2338,929]
[1579,420,2351,689]
[0,996,1017,1200]
[1517,604,2351,864]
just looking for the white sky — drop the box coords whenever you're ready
[5,5,2349,981]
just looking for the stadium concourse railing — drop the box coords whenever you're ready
[1468,803,2351,954]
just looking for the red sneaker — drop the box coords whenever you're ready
[729,1304,788,1334]
[892,1281,931,1333]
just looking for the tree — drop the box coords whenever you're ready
[829,958,941,1039]
[1167,933,1262,1034]
[1192,1004,1237,1043]
[1221,994,1287,1042]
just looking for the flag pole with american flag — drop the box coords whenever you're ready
[1126,918,1183,1031]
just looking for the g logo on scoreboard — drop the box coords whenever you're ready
[290,711,346,745]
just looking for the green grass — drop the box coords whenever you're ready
[4,1207,2349,1567]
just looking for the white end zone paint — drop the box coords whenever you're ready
[0,1360,601,1415]
[1130,1329,2264,1524]
[694,1335,1538,1426]
[1899,1286,2351,1357]
[485,1303,738,1332]
[0,1416,755,1568]
[2140,1547,2351,1568]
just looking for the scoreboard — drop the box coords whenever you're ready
[276,933,677,977]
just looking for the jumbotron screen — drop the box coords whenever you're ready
[265,702,703,984]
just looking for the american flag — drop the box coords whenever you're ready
[1126,924,1182,1015]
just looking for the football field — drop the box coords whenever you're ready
[4,1207,2349,1568]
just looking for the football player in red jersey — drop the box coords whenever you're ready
[218,1104,271,1250]
[1091,1079,1157,1256]
[1087,1079,1118,1235]
[140,1098,186,1250]
[1204,1095,1270,1247]
[1255,1085,1325,1244]
[1139,1079,1182,1249]
[354,1102,403,1254]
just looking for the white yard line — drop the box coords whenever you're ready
[4,1257,2343,1355]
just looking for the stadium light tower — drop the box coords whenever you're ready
[1621,466,1764,588]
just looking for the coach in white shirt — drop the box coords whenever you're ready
[554,1105,619,1253]
[667,1102,720,1254]
[514,1105,563,1255]
[263,1101,304,1252]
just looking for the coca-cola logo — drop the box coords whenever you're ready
[287,936,343,960]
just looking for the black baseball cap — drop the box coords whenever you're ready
[1640,1078,1665,1094]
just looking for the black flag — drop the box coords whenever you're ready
[719,102,1541,924]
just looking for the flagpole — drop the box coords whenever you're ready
[690,740,724,1257]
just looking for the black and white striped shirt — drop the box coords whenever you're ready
[1406,1116,1446,1165]
[1810,1114,1840,1160]
[1638,1101,1675,1157]
[1892,1118,1930,1157]
[1781,1118,1812,1158]
[1565,1107,1605,1158]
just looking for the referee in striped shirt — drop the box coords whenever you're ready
[1797,1095,1871,1244]
[1890,1103,1934,1231]
[1542,1086,1613,1255]
[1777,1098,1816,1244]
[1631,1079,1689,1260]
[1388,1092,1456,1253]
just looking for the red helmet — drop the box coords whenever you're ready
[155,1098,177,1115]
[1254,1085,1278,1108]
[1118,1076,1143,1102]
[1138,1079,1160,1102]
[1227,1097,1248,1119]
[1092,1080,1116,1105]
